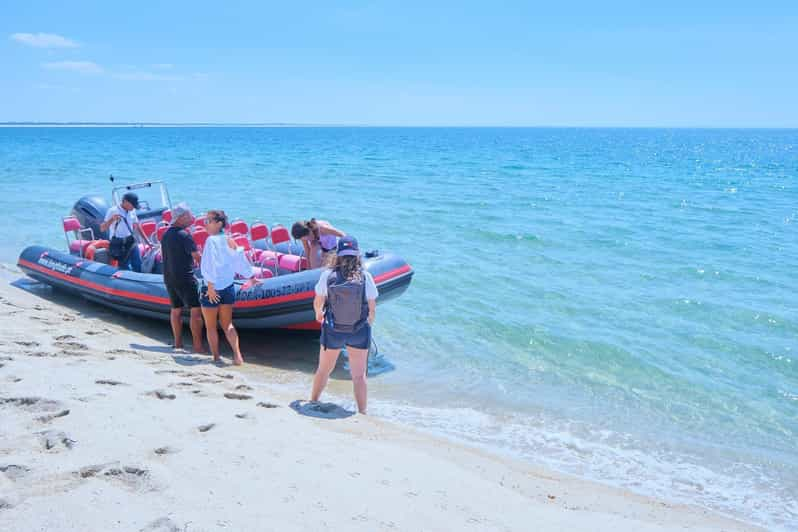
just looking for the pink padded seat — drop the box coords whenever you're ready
[162,210,172,223]
[63,217,82,232]
[69,240,92,254]
[193,215,207,229]
[250,267,274,279]
[250,222,269,242]
[278,254,304,272]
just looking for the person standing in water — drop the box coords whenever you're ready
[310,236,377,414]
[200,210,257,365]
[291,218,345,269]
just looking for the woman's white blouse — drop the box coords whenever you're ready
[201,234,252,290]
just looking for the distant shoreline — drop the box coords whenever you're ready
[1,123,796,129]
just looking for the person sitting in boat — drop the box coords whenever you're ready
[200,210,258,365]
[161,202,204,354]
[310,236,377,414]
[291,218,345,269]
[100,192,149,272]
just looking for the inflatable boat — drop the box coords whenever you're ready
[17,181,413,330]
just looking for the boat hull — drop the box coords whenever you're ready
[17,246,413,330]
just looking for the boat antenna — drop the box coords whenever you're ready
[109,174,115,182]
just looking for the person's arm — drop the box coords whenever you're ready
[319,221,346,238]
[100,209,121,233]
[365,272,379,325]
[367,299,376,325]
[313,270,329,322]
[301,238,311,258]
[191,251,201,265]
[314,294,326,323]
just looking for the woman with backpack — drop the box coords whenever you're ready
[310,236,378,414]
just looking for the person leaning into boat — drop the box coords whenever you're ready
[310,236,377,414]
[291,218,345,269]
[200,210,258,365]
[160,202,204,354]
[99,192,148,272]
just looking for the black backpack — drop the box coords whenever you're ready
[325,269,369,333]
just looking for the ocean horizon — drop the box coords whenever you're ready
[1,126,795,530]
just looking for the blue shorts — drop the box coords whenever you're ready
[200,284,236,308]
[320,322,371,350]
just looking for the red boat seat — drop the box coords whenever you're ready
[233,235,251,251]
[250,222,269,242]
[162,210,172,223]
[140,220,157,239]
[193,228,209,249]
[270,224,291,247]
[156,225,169,242]
[193,215,207,229]
[230,220,248,237]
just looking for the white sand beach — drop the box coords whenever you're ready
[0,276,758,532]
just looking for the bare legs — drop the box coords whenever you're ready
[201,304,243,365]
[310,346,368,414]
[219,304,243,365]
[170,307,206,353]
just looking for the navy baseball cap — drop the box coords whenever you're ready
[122,192,140,209]
[337,235,360,256]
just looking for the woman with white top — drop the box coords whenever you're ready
[200,210,256,365]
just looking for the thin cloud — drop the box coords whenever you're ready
[113,71,183,81]
[152,63,174,70]
[42,61,103,74]
[11,32,79,48]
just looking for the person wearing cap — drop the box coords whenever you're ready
[100,192,149,272]
[310,235,378,414]
[160,202,204,353]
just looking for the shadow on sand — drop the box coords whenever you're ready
[10,276,393,379]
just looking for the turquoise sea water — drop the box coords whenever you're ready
[1,127,796,529]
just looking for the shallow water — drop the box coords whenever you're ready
[1,127,796,529]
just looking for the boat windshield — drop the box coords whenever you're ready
[111,181,172,218]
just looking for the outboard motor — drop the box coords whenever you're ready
[71,195,110,240]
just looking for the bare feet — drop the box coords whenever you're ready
[233,356,244,366]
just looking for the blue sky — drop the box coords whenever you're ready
[2,1,797,126]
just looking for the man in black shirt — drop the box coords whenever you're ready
[161,203,204,353]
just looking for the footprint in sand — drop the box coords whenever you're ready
[95,379,127,386]
[14,340,39,348]
[147,390,176,400]
[0,464,31,481]
[39,430,76,451]
[55,334,76,341]
[6,376,22,383]
[0,498,13,510]
[1,396,63,412]
[54,341,88,351]
[235,384,253,391]
[153,446,179,456]
[224,393,252,400]
[257,401,280,409]
[106,348,140,356]
[197,423,215,432]
[235,412,250,419]
[140,517,182,532]
[37,409,70,424]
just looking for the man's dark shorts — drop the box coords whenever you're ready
[166,277,200,309]
[320,323,371,350]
